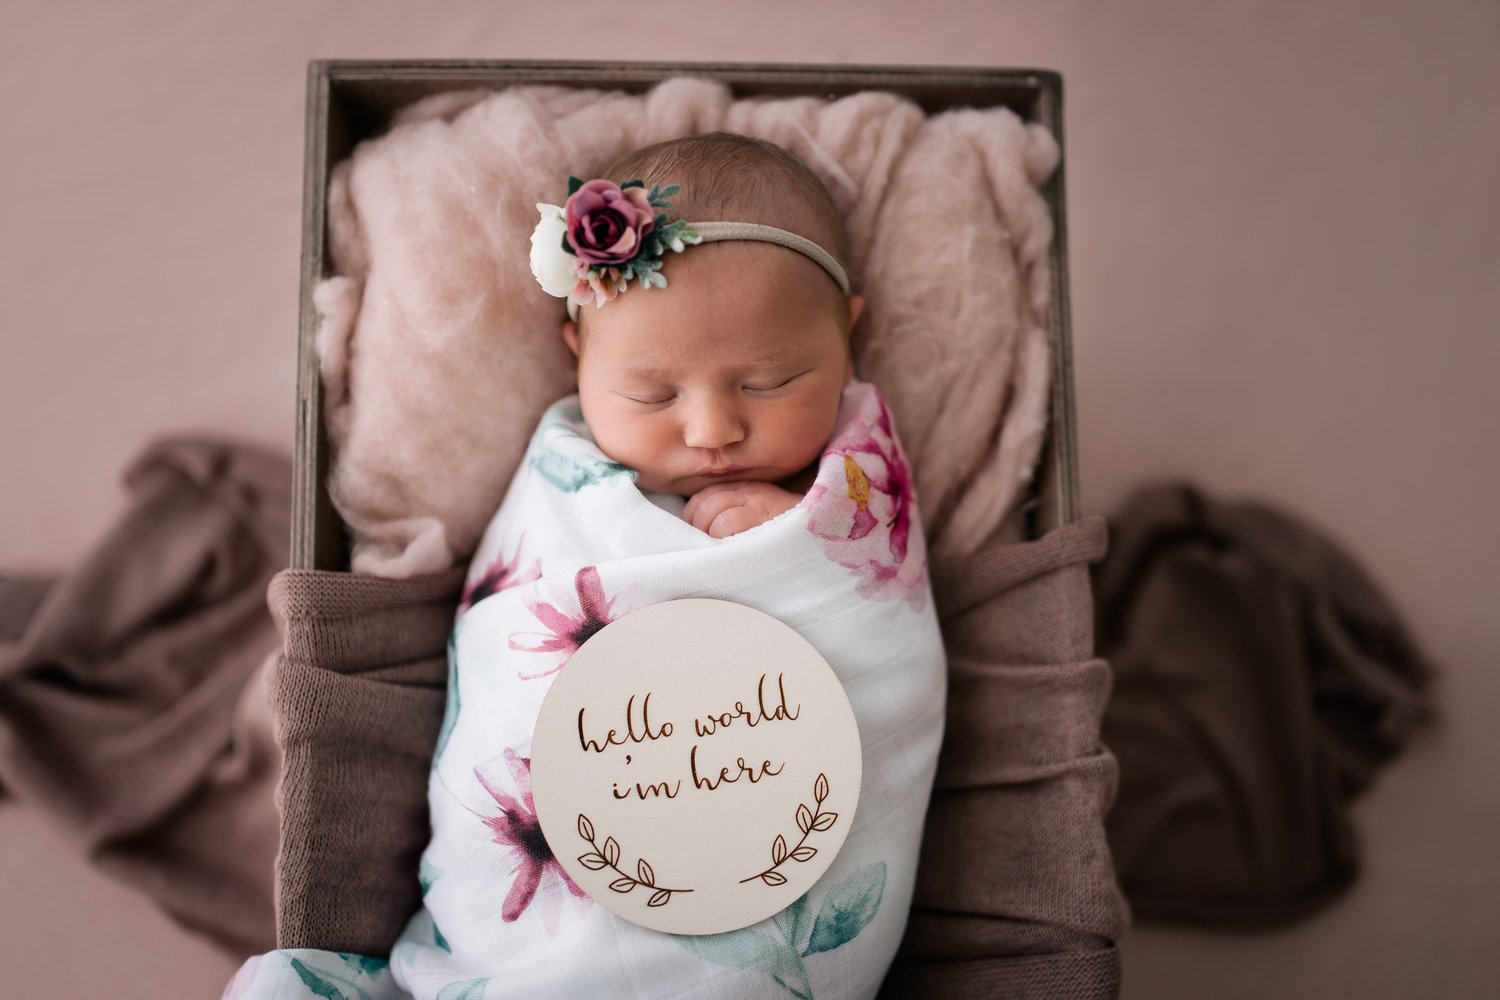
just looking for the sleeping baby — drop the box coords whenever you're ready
[224,132,947,1000]
[551,134,866,540]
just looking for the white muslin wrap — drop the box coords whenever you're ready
[224,379,946,1000]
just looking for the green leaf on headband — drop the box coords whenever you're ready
[567,176,583,196]
[656,220,699,254]
[648,183,680,208]
[622,255,666,288]
[621,178,644,189]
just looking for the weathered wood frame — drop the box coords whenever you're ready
[294,60,1078,570]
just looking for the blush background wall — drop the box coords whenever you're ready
[2,1,1496,996]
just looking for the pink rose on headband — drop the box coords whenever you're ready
[565,179,655,266]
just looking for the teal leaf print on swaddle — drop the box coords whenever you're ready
[223,950,396,1000]
[436,979,489,1000]
[419,856,443,896]
[417,859,454,953]
[288,959,348,1000]
[674,926,813,1000]
[336,954,389,977]
[784,888,814,952]
[287,953,389,1000]
[671,861,888,999]
[530,399,636,492]
[803,862,886,955]
[531,450,633,492]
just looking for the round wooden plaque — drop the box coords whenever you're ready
[529,598,862,935]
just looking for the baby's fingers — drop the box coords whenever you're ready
[681,481,740,526]
[685,489,746,533]
[707,505,763,539]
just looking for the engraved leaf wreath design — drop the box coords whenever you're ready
[741,773,837,887]
[576,813,693,907]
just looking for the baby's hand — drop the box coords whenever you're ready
[682,481,803,538]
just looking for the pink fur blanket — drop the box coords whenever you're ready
[315,77,1059,578]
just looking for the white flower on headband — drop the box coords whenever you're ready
[528,203,575,298]
[528,177,700,309]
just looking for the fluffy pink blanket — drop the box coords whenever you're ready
[315,77,1059,577]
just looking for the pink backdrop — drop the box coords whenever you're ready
[2,1,1496,996]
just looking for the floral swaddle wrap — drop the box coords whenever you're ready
[225,379,946,1000]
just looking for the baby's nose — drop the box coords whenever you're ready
[682,402,746,451]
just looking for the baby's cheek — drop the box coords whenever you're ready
[597,413,681,486]
[591,408,648,457]
[784,397,840,459]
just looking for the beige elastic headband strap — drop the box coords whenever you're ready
[688,222,851,295]
[566,221,850,321]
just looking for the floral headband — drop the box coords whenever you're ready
[529,177,851,321]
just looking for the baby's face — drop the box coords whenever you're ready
[564,242,861,496]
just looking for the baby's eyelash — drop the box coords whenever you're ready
[745,372,806,392]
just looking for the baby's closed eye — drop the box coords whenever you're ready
[615,389,675,405]
[742,370,809,393]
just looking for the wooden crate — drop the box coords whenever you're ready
[294,59,1079,571]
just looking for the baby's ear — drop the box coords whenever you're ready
[847,294,865,330]
[561,319,581,357]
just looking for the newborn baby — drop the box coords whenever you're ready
[555,135,865,536]
[224,133,946,1000]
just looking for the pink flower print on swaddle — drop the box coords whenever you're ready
[507,566,623,680]
[460,531,542,613]
[463,748,591,934]
[806,387,929,611]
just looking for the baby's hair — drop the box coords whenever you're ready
[585,132,853,333]
[603,132,848,270]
